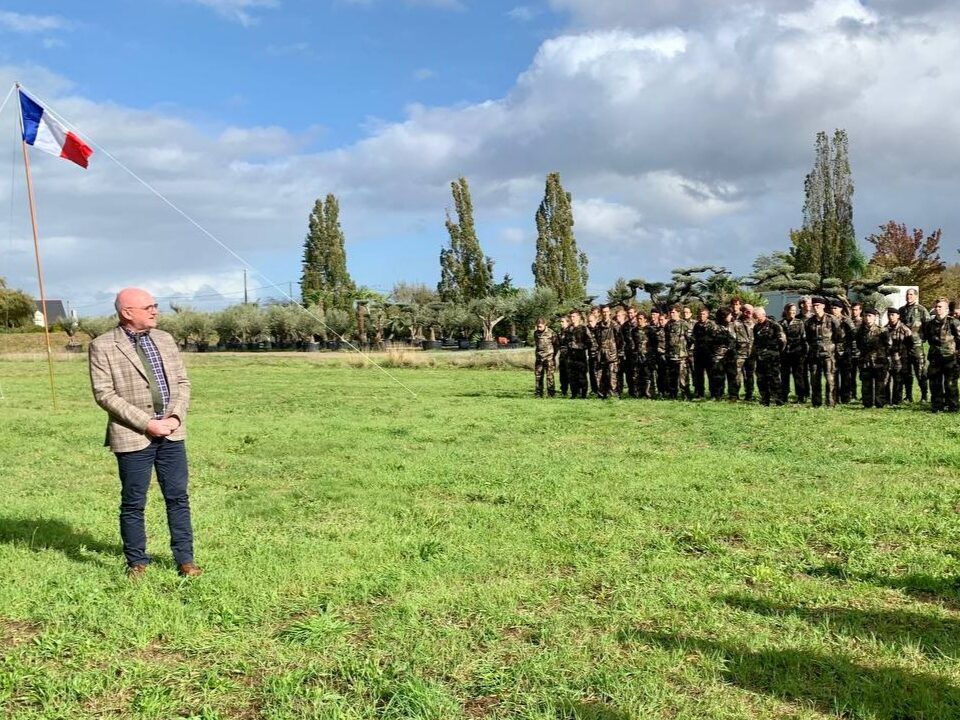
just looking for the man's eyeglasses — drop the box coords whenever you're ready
[124,304,160,312]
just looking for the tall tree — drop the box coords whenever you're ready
[437,177,493,303]
[866,221,945,303]
[790,129,860,284]
[300,194,356,311]
[532,172,588,304]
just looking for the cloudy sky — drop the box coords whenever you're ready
[0,0,958,314]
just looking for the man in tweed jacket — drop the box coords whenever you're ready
[89,287,201,578]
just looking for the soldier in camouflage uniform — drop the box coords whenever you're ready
[885,307,913,406]
[557,315,571,397]
[594,305,620,399]
[740,304,757,401]
[633,312,654,398]
[728,311,753,400]
[682,306,696,394]
[708,307,735,400]
[899,288,929,402]
[806,297,841,407]
[586,310,601,397]
[847,303,863,400]
[752,307,787,406]
[923,297,960,412]
[798,296,813,393]
[830,301,854,404]
[615,306,630,397]
[691,307,711,399]
[664,305,692,399]
[622,306,639,398]
[780,303,808,403]
[855,307,890,408]
[566,311,592,399]
[533,317,558,398]
[652,309,668,399]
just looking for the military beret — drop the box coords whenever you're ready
[886,306,900,315]
[864,307,879,316]
[831,300,845,309]
[812,297,826,306]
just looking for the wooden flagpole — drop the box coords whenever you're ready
[16,83,58,410]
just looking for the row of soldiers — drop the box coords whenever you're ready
[532,288,960,412]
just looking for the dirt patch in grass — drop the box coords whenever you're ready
[464,694,501,717]
[0,619,41,650]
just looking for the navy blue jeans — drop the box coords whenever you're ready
[116,439,194,567]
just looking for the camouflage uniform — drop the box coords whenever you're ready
[806,313,841,407]
[630,325,652,398]
[641,323,660,399]
[594,320,620,399]
[566,325,593,399]
[834,314,856,404]
[900,301,930,401]
[557,325,571,397]
[652,320,668,399]
[856,322,890,408]
[753,319,786,405]
[691,318,711,399]
[887,322,914,406]
[848,316,863,400]
[533,327,557,397]
[621,320,639,398]
[707,321,735,400]
[741,317,757,400]
[614,320,629,396]
[780,316,808,402]
[727,320,753,400]
[587,322,601,397]
[664,318,692,399]
[923,314,960,412]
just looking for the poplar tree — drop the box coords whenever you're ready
[790,130,859,284]
[299,193,356,311]
[437,177,493,303]
[532,172,588,304]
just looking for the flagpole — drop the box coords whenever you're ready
[16,83,58,410]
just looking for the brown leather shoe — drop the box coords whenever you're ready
[127,564,148,579]
[177,563,203,578]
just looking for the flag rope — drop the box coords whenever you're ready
[0,84,15,117]
[16,83,419,399]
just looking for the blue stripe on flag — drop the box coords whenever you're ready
[19,91,44,145]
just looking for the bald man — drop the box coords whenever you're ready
[88,288,201,578]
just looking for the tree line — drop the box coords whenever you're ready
[0,129,952,338]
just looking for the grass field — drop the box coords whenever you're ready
[0,354,958,719]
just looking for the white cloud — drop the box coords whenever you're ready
[4,0,960,310]
[413,67,436,81]
[187,0,279,26]
[0,11,71,34]
[342,0,465,9]
[508,6,539,22]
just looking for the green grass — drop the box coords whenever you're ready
[0,355,958,719]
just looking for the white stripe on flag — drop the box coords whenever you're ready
[33,113,68,158]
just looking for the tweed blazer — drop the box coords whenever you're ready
[89,326,191,453]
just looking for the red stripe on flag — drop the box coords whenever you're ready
[59,131,93,168]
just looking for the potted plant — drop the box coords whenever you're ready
[57,315,83,352]
[470,295,515,350]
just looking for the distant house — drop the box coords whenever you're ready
[33,300,67,326]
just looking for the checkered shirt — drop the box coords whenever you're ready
[123,328,170,418]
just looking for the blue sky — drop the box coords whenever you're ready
[2,1,558,146]
[1,0,959,314]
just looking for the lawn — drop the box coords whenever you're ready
[0,354,958,719]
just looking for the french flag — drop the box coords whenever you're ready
[19,90,93,169]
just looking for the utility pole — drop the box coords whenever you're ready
[243,269,248,304]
